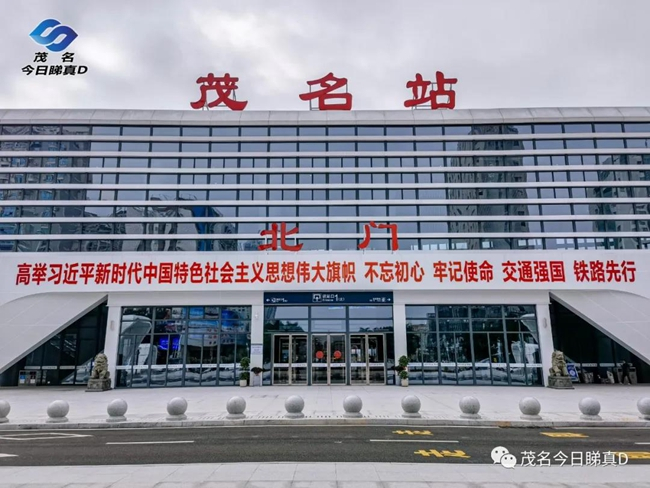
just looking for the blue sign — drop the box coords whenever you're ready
[264,292,393,305]
[30,19,78,52]
[567,363,579,382]
[158,336,180,351]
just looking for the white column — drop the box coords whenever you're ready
[392,302,407,360]
[536,302,554,387]
[104,304,122,384]
[250,304,264,369]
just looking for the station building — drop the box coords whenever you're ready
[0,107,649,388]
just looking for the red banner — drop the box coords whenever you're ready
[14,259,636,287]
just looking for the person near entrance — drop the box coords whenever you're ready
[620,361,631,385]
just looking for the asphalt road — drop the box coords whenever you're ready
[0,426,648,466]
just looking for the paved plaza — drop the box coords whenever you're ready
[0,384,649,427]
[0,462,649,487]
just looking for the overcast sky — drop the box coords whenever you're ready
[1,0,649,112]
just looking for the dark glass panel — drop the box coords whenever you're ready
[123,126,150,136]
[594,123,622,133]
[270,127,297,136]
[299,126,326,135]
[213,127,239,136]
[152,127,180,136]
[563,123,592,133]
[241,127,268,136]
[386,126,413,135]
[533,124,562,134]
[182,127,210,136]
[444,126,471,135]
[91,126,120,135]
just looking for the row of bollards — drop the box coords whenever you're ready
[515,396,650,421]
[0,395,649,424]
[0,400,10,424]
[458,395,650,422]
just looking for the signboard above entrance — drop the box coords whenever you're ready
[264,292,394,305]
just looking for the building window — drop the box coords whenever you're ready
[406,305,541,386]
[116,306,251,388]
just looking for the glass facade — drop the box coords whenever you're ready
[116,305,251,388]
[0,302,107,386]
[551,299,650,383]
[264,303,395,385]
[406,305,542,386]
[2,121,650,252]
[2,113,650,388]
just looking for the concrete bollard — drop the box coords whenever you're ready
[578,397,602,421]
[343,395,363,418]
[166,397,188,421]
[459,396,481,419]
[518,397,542,420]
[0,400,10,423]
[401,395,421,418]
[106,399,128,423]
[637,397,650,421]
[284,395,305,419]
[226,396,247,419]
[46,400,70,423]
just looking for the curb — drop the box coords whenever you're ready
[0,418,649,430]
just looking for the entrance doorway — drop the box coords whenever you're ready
[312,334,346,385]
[272,334,308,385]
[271,333,387,385]
[350,334,386,385]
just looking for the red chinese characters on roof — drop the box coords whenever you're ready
[189,71,460,110]
[258,223,303,252]
[359,222,399,251]
[190,73,248,111]
[404,71,458,110]
[256,221,400,252]
[299,72,352,110]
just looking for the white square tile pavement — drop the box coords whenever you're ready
[291,481,338,488]
[335,463,380,481]
[212,463,258,481]
[200,482,247,488]
[245,482,292,488]
[160,464,220,482]
[249,463,297,481]
[337,482,383,488]
[293,463,337,481]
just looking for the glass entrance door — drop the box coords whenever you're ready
[330,334,346,384]
[312,335,328,384]
[367,334,386,384]
[312,334,346,385]
[272,334,307,385]
[350,334,386,385]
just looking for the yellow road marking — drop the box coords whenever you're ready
[541,432,588,438]
[414,449,470,459]
[615,451,650,460]
[393,430,433,436]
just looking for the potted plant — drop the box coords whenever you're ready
[397,355,409,387]
[239,356,250,387]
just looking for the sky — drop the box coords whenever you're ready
[1,0,649,112]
